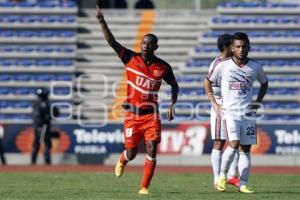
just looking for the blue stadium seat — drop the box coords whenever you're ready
[60,1,77,8]
[12,115,32,120]
[0,45,14,52]
[17,46,34,52]
[14,101,32,108]
[0,88,10,95]
[14,88,31,95]
[38,1,57,8]
[18,31,35,37]
[58,31,76,37]
[0,114,32,120]
[18,2,35,8]
[35,59,53,66]
[16,59,34,67]
[55,59,73,66]
[240,2,260,8]
[58,46,75,53]
[159,103,170,109]
[286,77,299,81]
[0,59,14,66]
[283,102,299,109]
[0,2,16,7]
[177,76,203,83]
[0,15,18,23]
[59,16,76,23]
[0,75,10,81]
[0,102,10,109]
[264,102,278,109]
[14,74,31,81]
[37,46,55,52]
[0,30,14,37]
[34,74,54,81]
[56,74,72,81]
[291,31,300,37]
[21,15,37,23]
[37,31,55,37]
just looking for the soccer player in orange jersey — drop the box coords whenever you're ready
[96,5,179,195]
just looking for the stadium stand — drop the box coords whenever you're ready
[0,0,77,122]
[0,0,299,124]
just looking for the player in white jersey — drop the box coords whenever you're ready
[207,34,240,189]
[204,32,268,193]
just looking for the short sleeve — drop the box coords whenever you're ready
[257,64,268,84]
[118,47,136,65]
[163,64,177,84]
[206,62,223,83]
[208,57,220,73]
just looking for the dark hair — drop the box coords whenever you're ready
[144,33,158,44]
[233,32,250,45]
[217,34,233,52]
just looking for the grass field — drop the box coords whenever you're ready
[0,172,299,200]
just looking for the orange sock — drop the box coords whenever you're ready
[141,158,156,188]
[119,151,128,165]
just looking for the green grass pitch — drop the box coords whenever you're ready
[0,172,299,200]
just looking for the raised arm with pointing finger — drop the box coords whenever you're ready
[96,5,122,54]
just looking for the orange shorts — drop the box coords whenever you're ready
[123,112,161,148]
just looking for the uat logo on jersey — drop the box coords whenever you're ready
[229,81,250,90]
[136,76,158,90]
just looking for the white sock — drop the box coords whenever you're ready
[220,146,237,177]
[238,152,251,187]
[211,149,222,184]
[227,151,239,179]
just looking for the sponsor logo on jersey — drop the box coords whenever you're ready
[229,81,250,90]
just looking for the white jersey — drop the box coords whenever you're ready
[208,57,223,104]
[207,58,267,119]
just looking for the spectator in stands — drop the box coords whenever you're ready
[135,0,155,9]
[96,5,178,195]
[31,88,60,165]
[0,124,6,165]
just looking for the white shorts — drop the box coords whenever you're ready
[210,108,227,140]
[222,115,257,145]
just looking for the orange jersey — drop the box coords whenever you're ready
[118,47,176,109]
